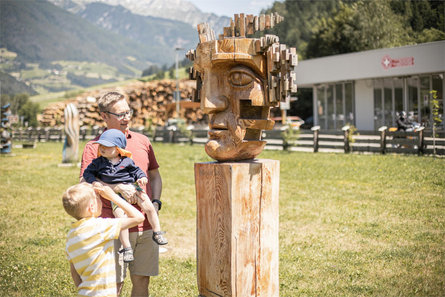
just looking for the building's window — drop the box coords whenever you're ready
[327,85,334,129]
[316,82,354,130]
[373,73,444,130]
[336,84,344,128]
[394,77,403,116]
[432,74,443,128]
[383,79,393,127]
[345,83,354,124]
[316,86,326,129]
[374,83,383,129]
[420,76,431,126]
[407,77,419,123]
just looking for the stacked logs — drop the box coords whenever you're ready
[39,79,206,128]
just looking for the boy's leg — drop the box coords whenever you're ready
[136,193,168,245]
[113,207,132,249]
[114,239,127,294]
[137,193,161,232]
[113,205,134,263]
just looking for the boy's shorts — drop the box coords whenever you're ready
[112,184,144,212]
[114,230,159,282]
[111,194,126,212]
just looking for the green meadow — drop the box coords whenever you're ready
[0,142,444,296]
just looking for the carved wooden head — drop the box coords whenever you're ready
[187,13,297,161]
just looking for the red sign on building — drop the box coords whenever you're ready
[381,55,415,70]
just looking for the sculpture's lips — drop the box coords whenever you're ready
[208,128,227,138]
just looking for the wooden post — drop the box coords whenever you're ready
[195,159,279,297]
[416,126,425,155]
[80,126,87,141]
[311,126,320,153]
[189,130,194,145]
[27,127,33,142]
[342,125,350,153]
[44,127,50,142]
[378,126,387,154]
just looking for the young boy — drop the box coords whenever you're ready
[82,129,167,263]
[63,182,145,296]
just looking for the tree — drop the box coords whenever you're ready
[154,71,165,80]
[19,100,40,127]
[306,0,413,58]
[264,0,339,59]
[265,0,444,59]
[390,0,445,42]
[9,93,30,115]
[141,65,160,77]
[1,93,40,127]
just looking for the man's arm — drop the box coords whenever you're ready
[94,185,144,229]
[148,168,162,211]
[69,262,81,288]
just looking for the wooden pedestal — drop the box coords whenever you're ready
[195,159,279,297]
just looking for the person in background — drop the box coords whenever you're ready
[396,111,413,131]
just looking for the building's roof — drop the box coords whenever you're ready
[295,40,445,87]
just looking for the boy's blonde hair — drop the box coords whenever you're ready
[62,183,95,220]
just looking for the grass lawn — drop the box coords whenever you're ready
[0,142,444,296]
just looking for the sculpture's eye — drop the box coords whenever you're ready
[229,70,254,87]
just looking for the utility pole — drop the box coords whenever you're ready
[175,47,184,117]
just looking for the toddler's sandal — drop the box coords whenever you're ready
[152,231,168,245]
[119,247,134,263]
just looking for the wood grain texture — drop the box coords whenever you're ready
[195,159,279,297]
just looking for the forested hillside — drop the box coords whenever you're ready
[265,0,444,59]
[0,0,198,95]
[0,0,158,73]
[0,72,38,96]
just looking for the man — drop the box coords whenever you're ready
[80,91,163,297]
[396,111,413,131]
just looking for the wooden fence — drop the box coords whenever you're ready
[11,126,445,156]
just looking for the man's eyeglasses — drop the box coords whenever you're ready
[105,110,133,120]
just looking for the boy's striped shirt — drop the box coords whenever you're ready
[66,217,121,297]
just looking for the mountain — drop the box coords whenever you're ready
[0,0,164,73]
[0,72,38,96]
[0,0,202,94]
[48,0,231,34]
[78,2,198,52]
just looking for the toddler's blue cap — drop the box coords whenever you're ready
[94,129,127,149]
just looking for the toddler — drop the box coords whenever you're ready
[83,129,167,263]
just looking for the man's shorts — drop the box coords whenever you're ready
[114,230,159,283]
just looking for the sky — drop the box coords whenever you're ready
[188,0,280,17]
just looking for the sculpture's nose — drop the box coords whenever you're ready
[201,95,228,114]
[201,73,228,114]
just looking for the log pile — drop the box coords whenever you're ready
[39,79,207,128]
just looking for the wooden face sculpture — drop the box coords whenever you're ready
[187,13,297,161]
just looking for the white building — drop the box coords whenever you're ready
[295,40,445,131]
